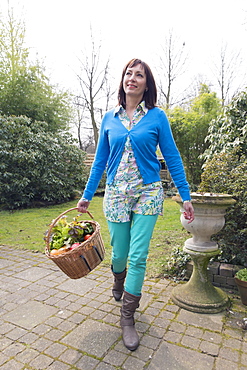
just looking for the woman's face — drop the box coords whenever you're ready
[123,63,147,102]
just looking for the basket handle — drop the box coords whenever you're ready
[45,208,94,251]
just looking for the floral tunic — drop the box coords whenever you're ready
[103,102,164,223]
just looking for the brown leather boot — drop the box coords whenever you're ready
[111,266,127,301]
[120,291,141,351]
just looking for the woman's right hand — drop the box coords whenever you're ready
[76,199,90,213]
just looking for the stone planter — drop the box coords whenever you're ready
[171,192,236,314]
[177,193,236,252]
[235,277,247,306]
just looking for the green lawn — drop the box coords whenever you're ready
[0,197,188,278]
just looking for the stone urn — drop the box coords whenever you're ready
[171,192,236,314]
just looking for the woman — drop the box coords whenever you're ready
[77,58,194,351]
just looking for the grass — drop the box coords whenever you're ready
[0,197,189,278]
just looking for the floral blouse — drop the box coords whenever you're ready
[103,102,164,223]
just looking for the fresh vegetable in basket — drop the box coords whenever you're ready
[48,215,94,251]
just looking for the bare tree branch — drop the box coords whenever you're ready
[75,27,115,147]
[211,43,245,106]
[156,30,188,109]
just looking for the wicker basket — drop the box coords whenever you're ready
[45,208,105,279]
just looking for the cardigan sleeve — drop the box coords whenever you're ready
[158,110,191,201]
[82,115,110,201]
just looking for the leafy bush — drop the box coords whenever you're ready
[199,149,247,265]
[164,246,191,280]
[235,268,247,282]
[0,115,87,209]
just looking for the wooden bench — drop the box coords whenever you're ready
[84,153,171,180]
[84,153,95,167]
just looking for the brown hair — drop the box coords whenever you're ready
[118,58,157,109]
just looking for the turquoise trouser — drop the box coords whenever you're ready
[108,213,158,296]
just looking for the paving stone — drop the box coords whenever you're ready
[169,321,187,333]
[44,342,67,357]
[181,334,201,349]
[58,277,98,295]
[158,309,176,320]
[75,355,100,370]
[44,328,65,341]
[0,358,24,370]
[185,325,204,338]
[95,362,116,370]
[139,292,153,310]
[2,300,57,330]
[103,349,128,366]
[0,353,9,366]
[2,342,26,357]
[67,312,86,324]
[0,259,15,268]
[222,336,242,350]
[147,341,215,369]
[57,319,77,333]
[6,327,27,340]
[242,340,247,353]
[132,345,154,362]
[148,325,166,338]
[15,347,39,364]
[0,322,16,335]
[135,321,150,333]
[223,327,243,339]
[140,334,161,350]
[31,337,53,351]
[47,360,71,370]
[218,346,240,363]
[200,340,220,356]
[144,307,161,316]
[29,353,54,369]
[202,330,222,344]
[122,356,146,370]
[58,348,82,364]
[163,330,183,344]
[215,357,241,370]
[62,318,120,357]
[138,313,155,324]
[0,337,13,351]
[241,352,247,366]
[176,309,224,332]
[152,317,170,329]
[14,266,51,281]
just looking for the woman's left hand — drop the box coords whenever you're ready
[183,201,194,223]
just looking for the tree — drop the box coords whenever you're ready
[211,44,245,106]
[203,89,247,162]
[0,9,72,132]
[168,84,222,184]
[0,115,86,209]
[199,150,247,265]
[72,96,95,152]
[199,89,247,265]
[75,29,115,147]
[156,30,188,109]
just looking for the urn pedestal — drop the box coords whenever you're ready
[171,193,236,314]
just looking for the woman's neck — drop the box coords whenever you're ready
[125,97,141,121]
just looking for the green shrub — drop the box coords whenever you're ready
[199,149,247,265]
[164,246,191,280]
[0,115,87,209]
[235,268,247,282]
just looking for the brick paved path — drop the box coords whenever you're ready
[1,245,247,369]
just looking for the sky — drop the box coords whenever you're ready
[1,0,247,100]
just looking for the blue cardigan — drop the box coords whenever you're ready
[83,107,191,202]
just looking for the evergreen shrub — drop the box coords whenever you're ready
[0,115,87,209]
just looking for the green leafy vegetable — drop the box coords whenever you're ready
[49,216,94,250]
